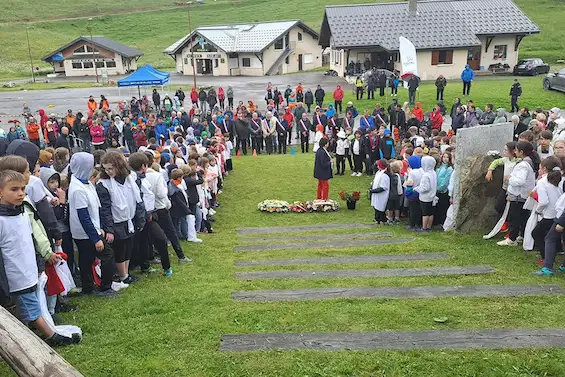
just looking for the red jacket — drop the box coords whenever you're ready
[190,89,198,102]
[333,85,344,101]
[431,108,443,130]
[218,87,225,100]
[134,130,148,147]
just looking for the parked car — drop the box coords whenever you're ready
[543,69,565,93]
[513,58,550,76]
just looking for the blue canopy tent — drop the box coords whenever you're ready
[117,64,170,98]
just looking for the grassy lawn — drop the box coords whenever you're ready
[0,81,115,92]
[341,76,565,113]
[3,152,565,376]
[1,0,564,78]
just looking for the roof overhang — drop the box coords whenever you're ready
[42,36,143,62]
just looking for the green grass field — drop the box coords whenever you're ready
[1,0,564,79]
[3,152,565,376]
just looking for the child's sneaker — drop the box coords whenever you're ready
[516,236,524,243]
[500,222,509,233]
[188,238,203,243]
[351,172,357,176]
[558,265,565,273]
[178,257,193,264]
[385,219,394,226]
[497,238,518,246]
[121,275,139,285]
[141,267,158,274]
[535,267,554,275]
[111,281,129,292]
[393,219,400,225]
[47,333,80,347]
[163,268,173,277]
[535,259,545,267]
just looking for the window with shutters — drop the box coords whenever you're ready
[242,58,251,67]
[431,50,453,65]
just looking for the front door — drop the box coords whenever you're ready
[196,59,213,74]
[298,54,303,71]
[467,47,481,70]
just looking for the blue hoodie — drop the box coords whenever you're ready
[436,162,453,193]
[326,104,336,118]
[155,122,168,141]
[404,155,423,200]
[461,64,474,82]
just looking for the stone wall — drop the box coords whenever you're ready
[454,123,514,233]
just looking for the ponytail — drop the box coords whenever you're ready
[516,141,540,176]
[541,155,562,187]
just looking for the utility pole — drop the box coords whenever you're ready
[25,26,35,83]
[86,18,99,83]
[187,6,197,89]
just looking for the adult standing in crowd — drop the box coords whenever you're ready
[407,75,419,106]
[314,85,325,108]
[510,79,522,113]
[333,84,344,113]
[314,137,333,200]
[152,89,161,114]
[461,64,474,96]
[435,74,447,101]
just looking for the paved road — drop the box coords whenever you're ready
[0,72,348,126]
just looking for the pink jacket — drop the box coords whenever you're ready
[90,125,105,144]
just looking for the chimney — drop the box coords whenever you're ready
[408,0,418,13]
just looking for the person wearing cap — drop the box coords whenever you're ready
[345,101,359,119]
[548,107,561,133]
[509,79,522,113]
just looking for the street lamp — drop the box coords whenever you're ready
[86,18,99,83]
[25,26,35,83]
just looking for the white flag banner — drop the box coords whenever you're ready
[399,36,418,87]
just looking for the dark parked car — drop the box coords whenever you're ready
[543,69,565,93]
[513,58,550,76]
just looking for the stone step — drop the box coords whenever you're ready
[233,284,565,301]
[235,238,414,252]
[239,232,393,243]
[220,328,565,352]
[236,265,495,280]
[236,223,376,235]
[235,252,448,267]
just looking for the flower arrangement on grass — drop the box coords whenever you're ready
[289,201,307,213]
[306,199,340,212]
[338,191,361,202]
[258,200,289,213]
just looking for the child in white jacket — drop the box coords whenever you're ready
[370,159,390,224]
[498,141,539,246]
[415,155,437,232]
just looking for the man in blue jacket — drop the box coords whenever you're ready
[155,116,168,145]
[461,64,474,96]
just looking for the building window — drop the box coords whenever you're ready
[72,62,82,69]
[74,45,99,55]
[83,61,94,69]
[106,60,116,68]
[493,45,507,59]
[242,57,251,67]
[214,59,219,68]
[274,38,283,50]
[304,53,313,64]
[298,32,303,41]
[59,62,64,67]
[95,61,105,68]
[285,56,289,65]
[431,50,453,65]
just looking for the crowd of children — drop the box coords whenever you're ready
[0,128,232,347]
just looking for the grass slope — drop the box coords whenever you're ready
[1,0,564,79]
[3,153,565,377]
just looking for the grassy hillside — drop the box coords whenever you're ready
[0,0,563,79]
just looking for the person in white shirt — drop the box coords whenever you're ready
[531,156,563,266]
[498,141,539,246]
[351,130,364,176]
[414,155,438,232]
[537,130,554,160]
[335,130,350,175]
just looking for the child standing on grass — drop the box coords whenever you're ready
[335,130,348,176]
[128,152,173,276]
[404,155,423,230]
[370,159,390,224]
[386,160,403,224]
[0,169,80,346]
[485,141,519,233]
[531,156,563,271]
[97,151,145,286]
[182,165,204,243]
[434,151,453,226]
[168,168,191,240]
[498,141,539,246]
[415,155,438,233]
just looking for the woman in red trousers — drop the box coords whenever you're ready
[314,138,333,200]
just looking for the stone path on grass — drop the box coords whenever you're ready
[232,284,565,301]
[236,223,377,235]
[235,238,414,252]
[236,265,495,280]
[220,329,565,352]
[235,252,449,267]
[239,232,392,243]
[225,223,564,352]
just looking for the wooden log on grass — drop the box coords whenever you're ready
[0,305,83,377]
